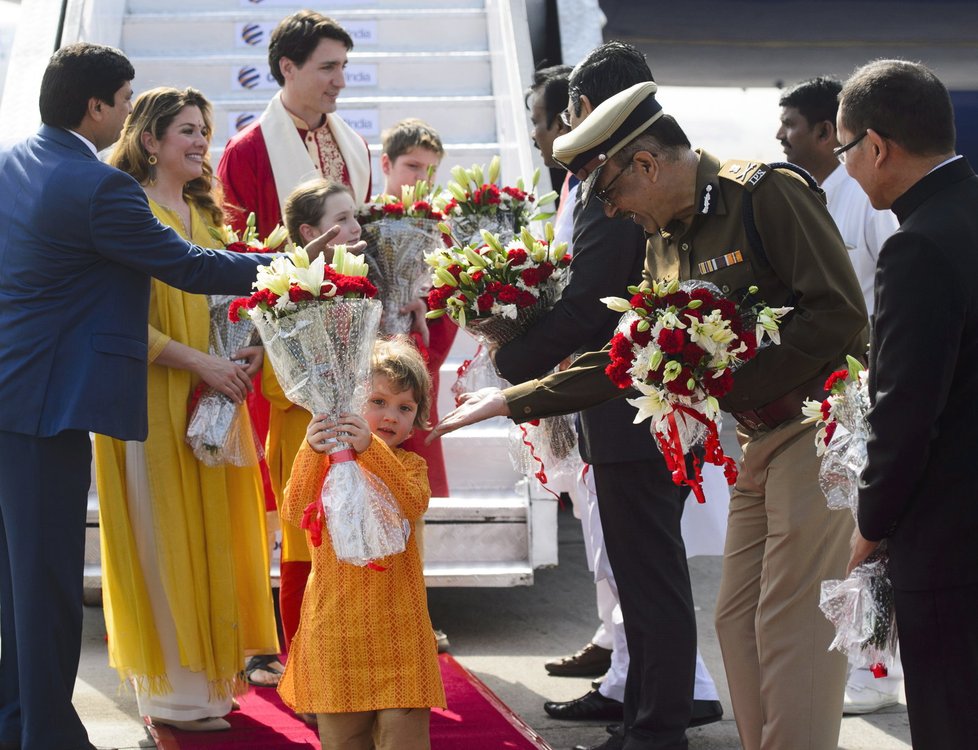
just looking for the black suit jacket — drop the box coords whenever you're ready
[495,193,656,465]
[858,157,978,590]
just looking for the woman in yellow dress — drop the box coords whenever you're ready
[94,87,279,731]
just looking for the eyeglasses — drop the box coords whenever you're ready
[595,162,634,208]
[560,108,572,128]
[833,131,867,163]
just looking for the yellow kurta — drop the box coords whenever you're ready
[277,437,446,713]
[94,200,279,697]
[262,359,312,563]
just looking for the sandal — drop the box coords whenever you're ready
[245,654,285,687]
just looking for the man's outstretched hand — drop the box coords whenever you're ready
[425,387,511,443]
[304,224,367,263]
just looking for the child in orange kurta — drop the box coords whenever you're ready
[278,338,446,750]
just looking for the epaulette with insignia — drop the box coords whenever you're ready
[718,159,769,192]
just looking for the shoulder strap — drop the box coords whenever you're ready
[732,160,822,268]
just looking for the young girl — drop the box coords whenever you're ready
[258,179,367,671]
[283,178,362,249]
[278,338,446,749]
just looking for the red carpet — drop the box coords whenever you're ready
[148,653,553,749]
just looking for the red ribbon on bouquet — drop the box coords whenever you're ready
[518,421,563,503]
[654,404,738,504]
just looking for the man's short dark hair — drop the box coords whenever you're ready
[268,10,353,87]
[779,76,842,127]
[39,43,134,129]
[568,41,653,117]
[525,64,572,129]
[839,59,955,156]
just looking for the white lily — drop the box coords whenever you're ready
[626,390,671,425]
[602,296,633,313]
[288,243,310,269]
[291,253,326,295]
[255,257,294,297]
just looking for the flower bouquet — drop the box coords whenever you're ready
[801,355,870,511]
[185,215,289,465]
[358,181,446,336]
[427,224,577,488]
[602,280,791,503]
[440,156,558,246]
[819,548,898,677]
[230,244,407,567]
[802,357,896,677]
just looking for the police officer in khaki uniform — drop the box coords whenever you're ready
[429,82,867,750]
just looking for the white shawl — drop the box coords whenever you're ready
[258,91,371,211]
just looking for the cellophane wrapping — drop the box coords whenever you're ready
[819,376,871,514]
[450,211,517,247]
[361,218,442,336]
[252,298,408,566]
[185,294,263,466]
[819,549,898,673]
[456,286,577,484]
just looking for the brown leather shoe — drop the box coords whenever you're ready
[544,642,612,677]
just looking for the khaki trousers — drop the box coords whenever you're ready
[317,708,430,750]
[715,417,851,750]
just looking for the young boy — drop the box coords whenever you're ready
[278,338,446,749]
[380,118,444,196]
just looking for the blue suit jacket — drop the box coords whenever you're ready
[0,125,270,441]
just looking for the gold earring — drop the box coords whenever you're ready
[147,154,158,185]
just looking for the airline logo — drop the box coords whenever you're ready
[337,109,380,137]
[232,64,377,91]
[235,21,376,48]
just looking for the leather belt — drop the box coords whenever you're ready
[731,371,828,433]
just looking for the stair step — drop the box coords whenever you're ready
[426,492,527,521]
[440,422,521,490]
[207,94,498,147]
[127,0,486,12]
[128,51,492,104]
[123,8,488,55]
[422,560,534,587]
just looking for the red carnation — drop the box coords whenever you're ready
[289,286,315,303]
[657,328,686,355]
[682,342,708,366]
[520,267,542,287]
[485,280,503,294]
[823,421,838,446]
[704,369,734,398]
[497,284,520,304]
[537,261,555,282]
[739,330,758,359]
[477,293,494,312]
[226,241,250,254]
[381,203,405,217]
[629,319,652,347]
[820,399,832,421]
[228,297,250,322]
[690,288,715,304]
[501,185,527,201]
[447,264,463,278]
[470,270,485,283]
[411,201,431,213]
[716,298,738,319]
[663,290,691,308]
[606,359,633,389]
[507,248,528,265]
[630,292,648,309]
[665,367,696,396]
[823,368,850,393]
[516,290,537,308]
[426,287,450,310]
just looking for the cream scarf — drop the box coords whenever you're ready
[259,91,370,209]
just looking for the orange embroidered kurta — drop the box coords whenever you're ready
[277,437,446,714]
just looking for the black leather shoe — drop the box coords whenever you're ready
[545,642,612,677]
[544,689,624,720]
[689,698,723,727]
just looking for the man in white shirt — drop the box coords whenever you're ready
[777,76,899,317]
[776,75,901,713]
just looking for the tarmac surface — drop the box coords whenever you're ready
[74,500,911,749]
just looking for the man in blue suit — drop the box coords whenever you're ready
[0,43,295,750]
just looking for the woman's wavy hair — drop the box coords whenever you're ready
[109,87,223,226]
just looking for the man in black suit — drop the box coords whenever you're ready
[841,59,978,750]
[495,42,718,750]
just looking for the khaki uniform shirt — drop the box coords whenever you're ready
[506,150,869,421]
